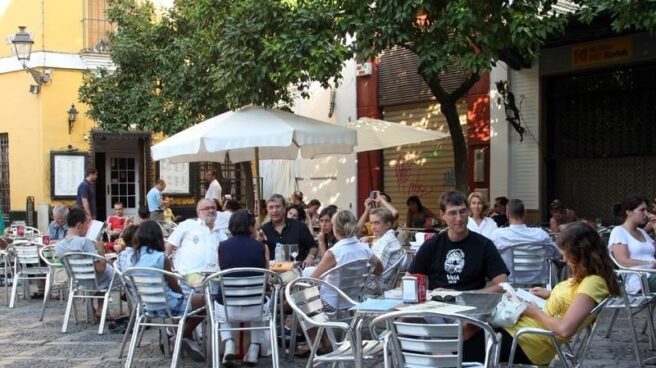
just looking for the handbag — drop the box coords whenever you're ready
[489,292,527,328]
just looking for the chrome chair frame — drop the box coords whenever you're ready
[370,310,500,368]
[202,267,283,368]
[8,241,48,308]
[60,252,121,334]
[38,246,67,321]
[122,266,204,368]
[286,277,384,368]
[505,241,559,290]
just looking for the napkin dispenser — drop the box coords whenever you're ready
[402,274,427,304]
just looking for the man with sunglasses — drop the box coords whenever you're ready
[166,199,228,286]
[409,190,509,292]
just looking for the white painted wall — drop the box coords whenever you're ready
[508,62,540,209]
[489,63,510,201]
[260,60,358,210]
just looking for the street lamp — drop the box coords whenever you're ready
[11,26,51,89]
[67,104,79,134]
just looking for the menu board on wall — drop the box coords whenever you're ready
[51,152,88,199]
[157,159,191,196]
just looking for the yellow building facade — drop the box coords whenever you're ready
[0,0,156,227]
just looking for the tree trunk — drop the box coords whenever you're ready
[419,71,480,195]
[440,101,470,194]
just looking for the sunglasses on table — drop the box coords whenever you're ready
[431,295,457,303]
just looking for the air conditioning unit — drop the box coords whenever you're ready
[355,62,372,76]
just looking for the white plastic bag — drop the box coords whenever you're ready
[489,292,527,328]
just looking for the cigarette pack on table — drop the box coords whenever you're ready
[414,273,427,303]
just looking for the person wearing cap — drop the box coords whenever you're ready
[549,199,578,233]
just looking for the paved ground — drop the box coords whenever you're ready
[1,285,656,367]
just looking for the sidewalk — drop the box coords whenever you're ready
[0,286,654,367]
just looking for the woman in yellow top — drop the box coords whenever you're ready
[464,221,620,365]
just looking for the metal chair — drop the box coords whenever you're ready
[59,252,121,334]
[8,241,48,308]
[202,267,283,368]
[503,241,560,289]
[368,252,410,296]
[0,248,10,306]
[38,246,67,321]
[319,258,375,310]
[122,267,204,368]
[602,253,656,367]
[286,277,385,368]
[370,310,500,368]
[508,298,609,368]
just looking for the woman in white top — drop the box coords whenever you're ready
[311,209,383,310]
[467,191,498,239]
[609,195,656,294]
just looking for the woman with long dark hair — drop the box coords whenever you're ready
[317,206,338,257]
[465,222,619,365]
[609,195,656,293]
[405,195,437,228]
[128,220,205,361]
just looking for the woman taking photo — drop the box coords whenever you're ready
[609,195,656,294]
[464,222,619,365]
[466,191,497,239]
[317,206,338,258]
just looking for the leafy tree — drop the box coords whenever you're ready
[338,0,571,193]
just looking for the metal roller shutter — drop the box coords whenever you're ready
[381,101,468,225]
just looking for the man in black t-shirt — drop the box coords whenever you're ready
[259,194,317,266]
[409,191,509,291]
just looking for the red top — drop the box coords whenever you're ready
[107,215,126,232]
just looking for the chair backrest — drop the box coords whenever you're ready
[285,277,355,346]
[39,246,62,268]
[371,310,499,368]
[60,252,108,291]
[122,266,187,318]
[9,242,47,275]
[24,226,41,237]
[203,267,282,323]
[320,258,374,307]
[379,253,408,292]
[507,241,554,287]
[158,222,177,238]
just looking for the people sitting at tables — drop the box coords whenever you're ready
[490,199,558,284]
[165,199,227,289]
[357,191,399,237]
[466,191,498,239]
[309,209,383,311]
[464,222,618,366]
[106,201,133,241]
[115,224,139,273]
[259,194,317,267]
[214,199,240,234]
[127,220,206,362]
[491,196,510,228]
[55,207,115,319]
[286,204,307,224]
[405,195,438,228]
[549,199,578,233]
[317,206,338,258]
[366,207,403,291]
[306,199,321,230]
[48,205,69,243]
[609,195,656,294]
[408,190,509,292]
[217,209,270,366]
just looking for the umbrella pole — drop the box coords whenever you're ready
[255,147,261,214]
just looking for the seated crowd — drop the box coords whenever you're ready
[13,186,636,367]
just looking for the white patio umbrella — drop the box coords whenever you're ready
[151,106,357,164]
[348,117,449,152]
[151,105,357,208]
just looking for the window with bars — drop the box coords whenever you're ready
[195,161,242,202]
[83,0,112,52]
[0,134,9,217]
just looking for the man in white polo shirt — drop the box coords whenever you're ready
[166,198,227,287]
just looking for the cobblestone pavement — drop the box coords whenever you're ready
[1,285,656,367]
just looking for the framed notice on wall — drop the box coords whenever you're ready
[51,152,88,199]
[156,159,191,196]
